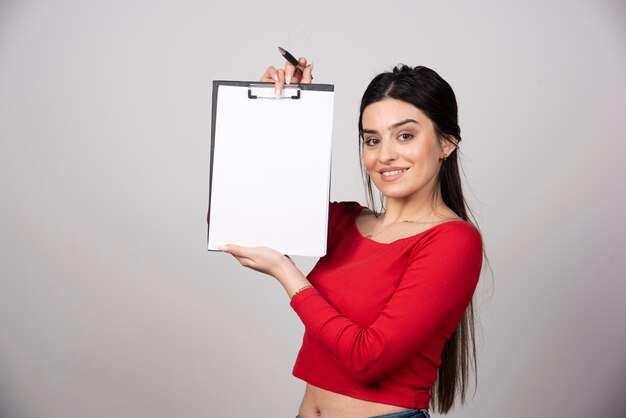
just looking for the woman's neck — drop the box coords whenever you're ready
[381,191,444,226]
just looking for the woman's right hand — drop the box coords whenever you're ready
[260,57,313,96]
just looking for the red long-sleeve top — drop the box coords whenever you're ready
[290,201,483,408]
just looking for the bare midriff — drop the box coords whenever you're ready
[297,384,409,418]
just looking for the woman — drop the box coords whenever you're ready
[219,58,483,418]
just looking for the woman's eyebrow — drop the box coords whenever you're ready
[362,119,419,135]
[390,119,419,129]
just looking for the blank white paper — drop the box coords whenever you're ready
[208,83,335,256]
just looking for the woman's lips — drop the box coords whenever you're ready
[379,168,408,182]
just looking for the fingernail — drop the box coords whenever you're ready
[286,74,292,85]
[275,87,280,97]
[218,245,229,252]
[273,73,278,82]
[299,58,306,64]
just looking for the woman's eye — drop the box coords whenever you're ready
[364,138,379,146]
[398,133,413,141]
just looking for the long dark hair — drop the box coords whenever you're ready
[358,65,480,414]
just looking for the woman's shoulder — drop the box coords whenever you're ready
[400,221,483,287]
[432,218,481,236]
[410,219,483,259]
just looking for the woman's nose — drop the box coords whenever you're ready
[379,139,398,162]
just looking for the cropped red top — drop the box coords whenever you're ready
[290,201,483,409]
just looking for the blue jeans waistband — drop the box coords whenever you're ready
[296,409,429,418]
[368,409,430,418]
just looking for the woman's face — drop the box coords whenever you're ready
[361,99,455,201]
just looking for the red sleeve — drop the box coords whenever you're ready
[290,223,483,385]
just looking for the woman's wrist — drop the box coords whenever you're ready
[276,257,312,299]
[290,284,313,299]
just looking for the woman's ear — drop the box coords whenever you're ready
[440,135,459,158]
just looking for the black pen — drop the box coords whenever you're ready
[278,46,313,80]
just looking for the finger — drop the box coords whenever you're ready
[224,244,268,264]
[220,244,249,257]
[301,63,313,84]
[260,66,279,83]
[221,245,257,266]
[275,68,285,96]
[290,58,307,84]
[284,60,296,85]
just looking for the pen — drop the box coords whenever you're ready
[278,46,313,80]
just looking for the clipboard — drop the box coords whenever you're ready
[208,81,335,256]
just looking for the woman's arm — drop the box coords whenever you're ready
[289,225,483,384]
[223,224,482,384]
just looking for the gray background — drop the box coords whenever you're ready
[1,0,625,417]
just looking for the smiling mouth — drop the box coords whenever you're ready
[381,169,408,177]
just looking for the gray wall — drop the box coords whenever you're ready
[1,1,625,417]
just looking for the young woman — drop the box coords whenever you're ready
[219,58,483,418]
